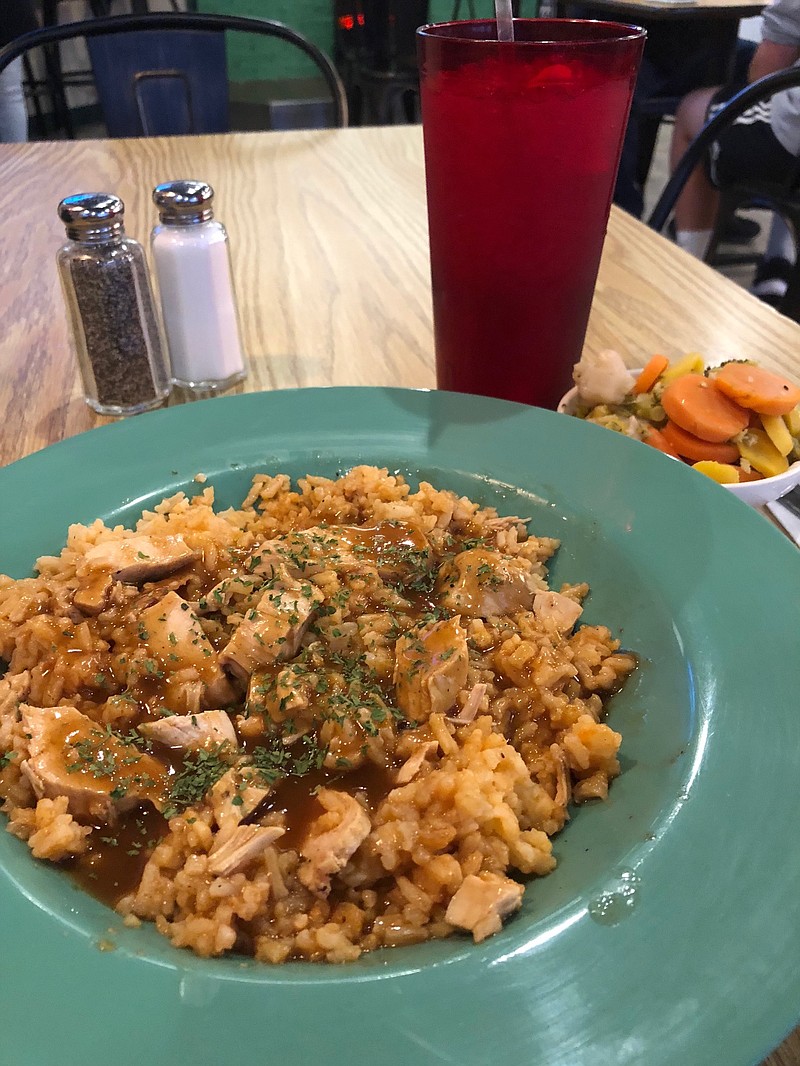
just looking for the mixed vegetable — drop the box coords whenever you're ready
[570,350,800,484]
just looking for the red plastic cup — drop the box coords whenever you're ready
[417,19,645,409]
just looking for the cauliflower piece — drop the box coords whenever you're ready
[573,349,635,406]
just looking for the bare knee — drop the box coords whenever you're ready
[675,87,719,139]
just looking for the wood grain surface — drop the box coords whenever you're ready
[0,127,799,1063]
[568,0,764,17]
[2,126,800,469]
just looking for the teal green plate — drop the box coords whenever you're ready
[2,387,800,1066]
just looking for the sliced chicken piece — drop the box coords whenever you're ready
[202,524,431,620]
[247,522,432,584]
[533,591,583,633]
[445,872,524,942]
[244,535,318,580]
[20,705,168,824]
[298,788,371,897]
[210,765,271,835]
[138,710,237,752]
[138,592,236,708]
[207,824,285,876]
[336,522,433,584]
[436,548,545,619]
[198,574,265,615]
[448,682,487,725]
[82,534,199,585]
[199,538,321,617]
[73,573,113,616]
[219,569,323,682]
[395,740,438,785]
[393,617,469,723]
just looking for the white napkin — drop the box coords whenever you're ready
[766,498,800,547]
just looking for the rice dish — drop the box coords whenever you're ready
[0,467,635,962]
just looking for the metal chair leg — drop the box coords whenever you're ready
[22,53,47,139]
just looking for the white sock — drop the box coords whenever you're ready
[675,229,713,259]
[765,214,796,263]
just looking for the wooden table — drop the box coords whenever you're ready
[1,126,800,1064]
[1,126,798,467]
[563,0,764,18]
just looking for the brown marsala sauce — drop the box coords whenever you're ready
[70,803,169,904]
[62,519,453,909]
[68,761,397,908]
[262,759,396,852]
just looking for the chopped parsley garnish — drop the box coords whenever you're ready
[162,745,230,819]
[251,733,328,786]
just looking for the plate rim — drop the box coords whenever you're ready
[2,386,800,1066]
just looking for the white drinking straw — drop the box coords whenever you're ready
[495,0,514,41]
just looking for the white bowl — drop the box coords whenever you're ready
[558,381,800,509]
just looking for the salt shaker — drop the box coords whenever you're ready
[151,180,247,396]
[56,193,171,416]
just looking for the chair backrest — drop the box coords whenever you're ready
[87,29,229,137]
[0,11,348,137]
[647,65,800,234]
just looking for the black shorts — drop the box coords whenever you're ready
[706,83,797,187]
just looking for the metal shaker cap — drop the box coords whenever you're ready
[153,180,215,225]
[58,193,125,241]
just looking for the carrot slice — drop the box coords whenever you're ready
[661,374,749,443]
[661,420,741,463]
[642,425,680,458]
[713,363,800,416]
[737,466,764,483]
[634,354,670,395]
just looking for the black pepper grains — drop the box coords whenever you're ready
[56,194,170,416]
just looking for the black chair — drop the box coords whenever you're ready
[1,11,348,138]
[347,0,427,126]
[647,66,800,323]
[26,1,194,137]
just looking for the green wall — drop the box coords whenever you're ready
[199,0,499,82]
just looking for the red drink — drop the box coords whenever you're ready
[418,20,644,409]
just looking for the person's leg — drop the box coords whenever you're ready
[670,87,719,256]
[752,215,797,305]
[0,59,29,143]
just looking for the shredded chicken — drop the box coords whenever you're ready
[298,789,371,897]
[436,549,545,618]
[448,682,487,725]
[532,591,583,633]
[445,872,524,942]
[207,824,285,876]
[395,740,438,785]
[219,569,323,681]
[393,617,469,722]
[138,592,236,708]
[210,765,271,836]
[73,573,112,616]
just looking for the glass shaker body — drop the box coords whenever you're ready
[151,217,246,393]
[151,181,246,397]
[56,223,170,417]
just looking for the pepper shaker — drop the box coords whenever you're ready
[56,193,171,416]
[151,180,247,396]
